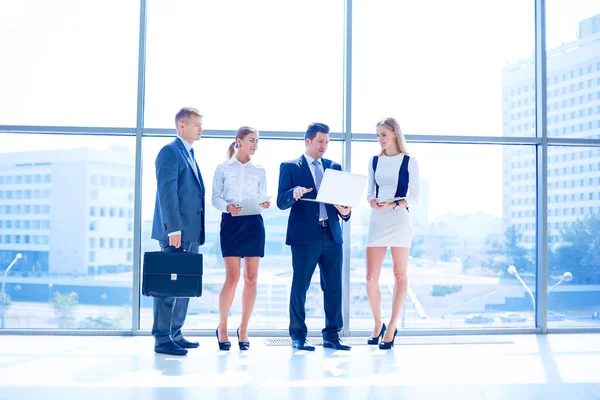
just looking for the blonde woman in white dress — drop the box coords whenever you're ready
[365,117,420,349]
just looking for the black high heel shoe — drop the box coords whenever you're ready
[367,323,386,345]
[237,328,250,351]
[216,327,231,351]
[378,328,398,350]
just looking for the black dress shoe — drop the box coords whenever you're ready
[237,328,250,351]
[367,323,386,345]
[291,339,315,351]
[154,341,188,356]
[175,338,199,349]
[216,328,231,351]
[379,328,398,350]
[323,338,351,351]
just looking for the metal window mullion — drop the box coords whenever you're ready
[341,0,353,337]
[131,0,148,335]
[534,0,548,333]
[351,133,542,145]
[547,138,600,146]
[0,126,136,136]
[1,127,596,147]
[142,128,345,141]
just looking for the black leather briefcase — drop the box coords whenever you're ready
[142,251,203,297]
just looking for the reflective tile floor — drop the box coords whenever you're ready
[0,333,598,399]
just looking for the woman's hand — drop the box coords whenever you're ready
[227,203,244,216]
[259,201,271,209]
[370,198,385,210]
[375,199,408,210]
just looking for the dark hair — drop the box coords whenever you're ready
[174,107,202,128]
[228,126,258,159]
[305,122,329,140]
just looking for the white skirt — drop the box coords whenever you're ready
[366,207,413,248]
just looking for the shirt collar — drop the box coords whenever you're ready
[176,134,193,154]
[304,153,321,165]
[227,154,253,166]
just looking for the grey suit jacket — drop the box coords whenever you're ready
[151,138,205,245]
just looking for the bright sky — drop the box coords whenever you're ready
[0,0,598,222]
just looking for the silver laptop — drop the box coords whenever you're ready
[300,169,367,208]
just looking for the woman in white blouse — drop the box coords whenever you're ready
[365,117,420,349]
[212,126,270,351]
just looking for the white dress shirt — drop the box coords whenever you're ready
[212,155,267,213]
[303,153,323,186]
[303,153,330,221]
[177,134,193,158]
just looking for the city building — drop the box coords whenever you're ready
[503,14,600,249]
[0,145,135,276]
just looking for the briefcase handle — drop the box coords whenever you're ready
[162,243,195,253]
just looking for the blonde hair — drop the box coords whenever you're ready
[376,117,409,156]
[227,126,258,159]
[175,107,202,128]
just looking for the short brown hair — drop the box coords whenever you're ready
[175,107,202,127]
[305,122,329,140]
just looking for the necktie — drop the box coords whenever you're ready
[312,160,328,220]
[189,148,201,183]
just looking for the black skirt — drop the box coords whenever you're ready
[220,213,265,258]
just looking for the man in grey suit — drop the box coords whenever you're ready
[151,107,205,356]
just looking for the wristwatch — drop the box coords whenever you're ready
[393,200,400,209]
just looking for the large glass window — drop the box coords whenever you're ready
[1,2,599,335]
[352,0,534,136]
[0,134,135,330]
[350,142,538,329]
[547,145,600,328]
[144,0,344,131]
[140,136,342,331]
[0,1,140,127]
[546,3,600,138]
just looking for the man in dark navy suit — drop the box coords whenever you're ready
[277,123,352,351]
[151,107,205,356]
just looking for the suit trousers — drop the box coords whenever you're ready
[289,225,343,341]
[152,240,199,345]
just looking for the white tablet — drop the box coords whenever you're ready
[235,195,272,216]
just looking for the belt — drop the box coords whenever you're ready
[317,219,329,227]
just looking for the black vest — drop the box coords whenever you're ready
[372,155,410,199]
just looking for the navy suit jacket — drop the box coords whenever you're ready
[151,138,206,245]
[277,155,351,246]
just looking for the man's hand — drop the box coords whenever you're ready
[227,203,244,216]
[169,233,182,248]
[259,201,271,209]
[293,186,313,200]
[334,204,351,216]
